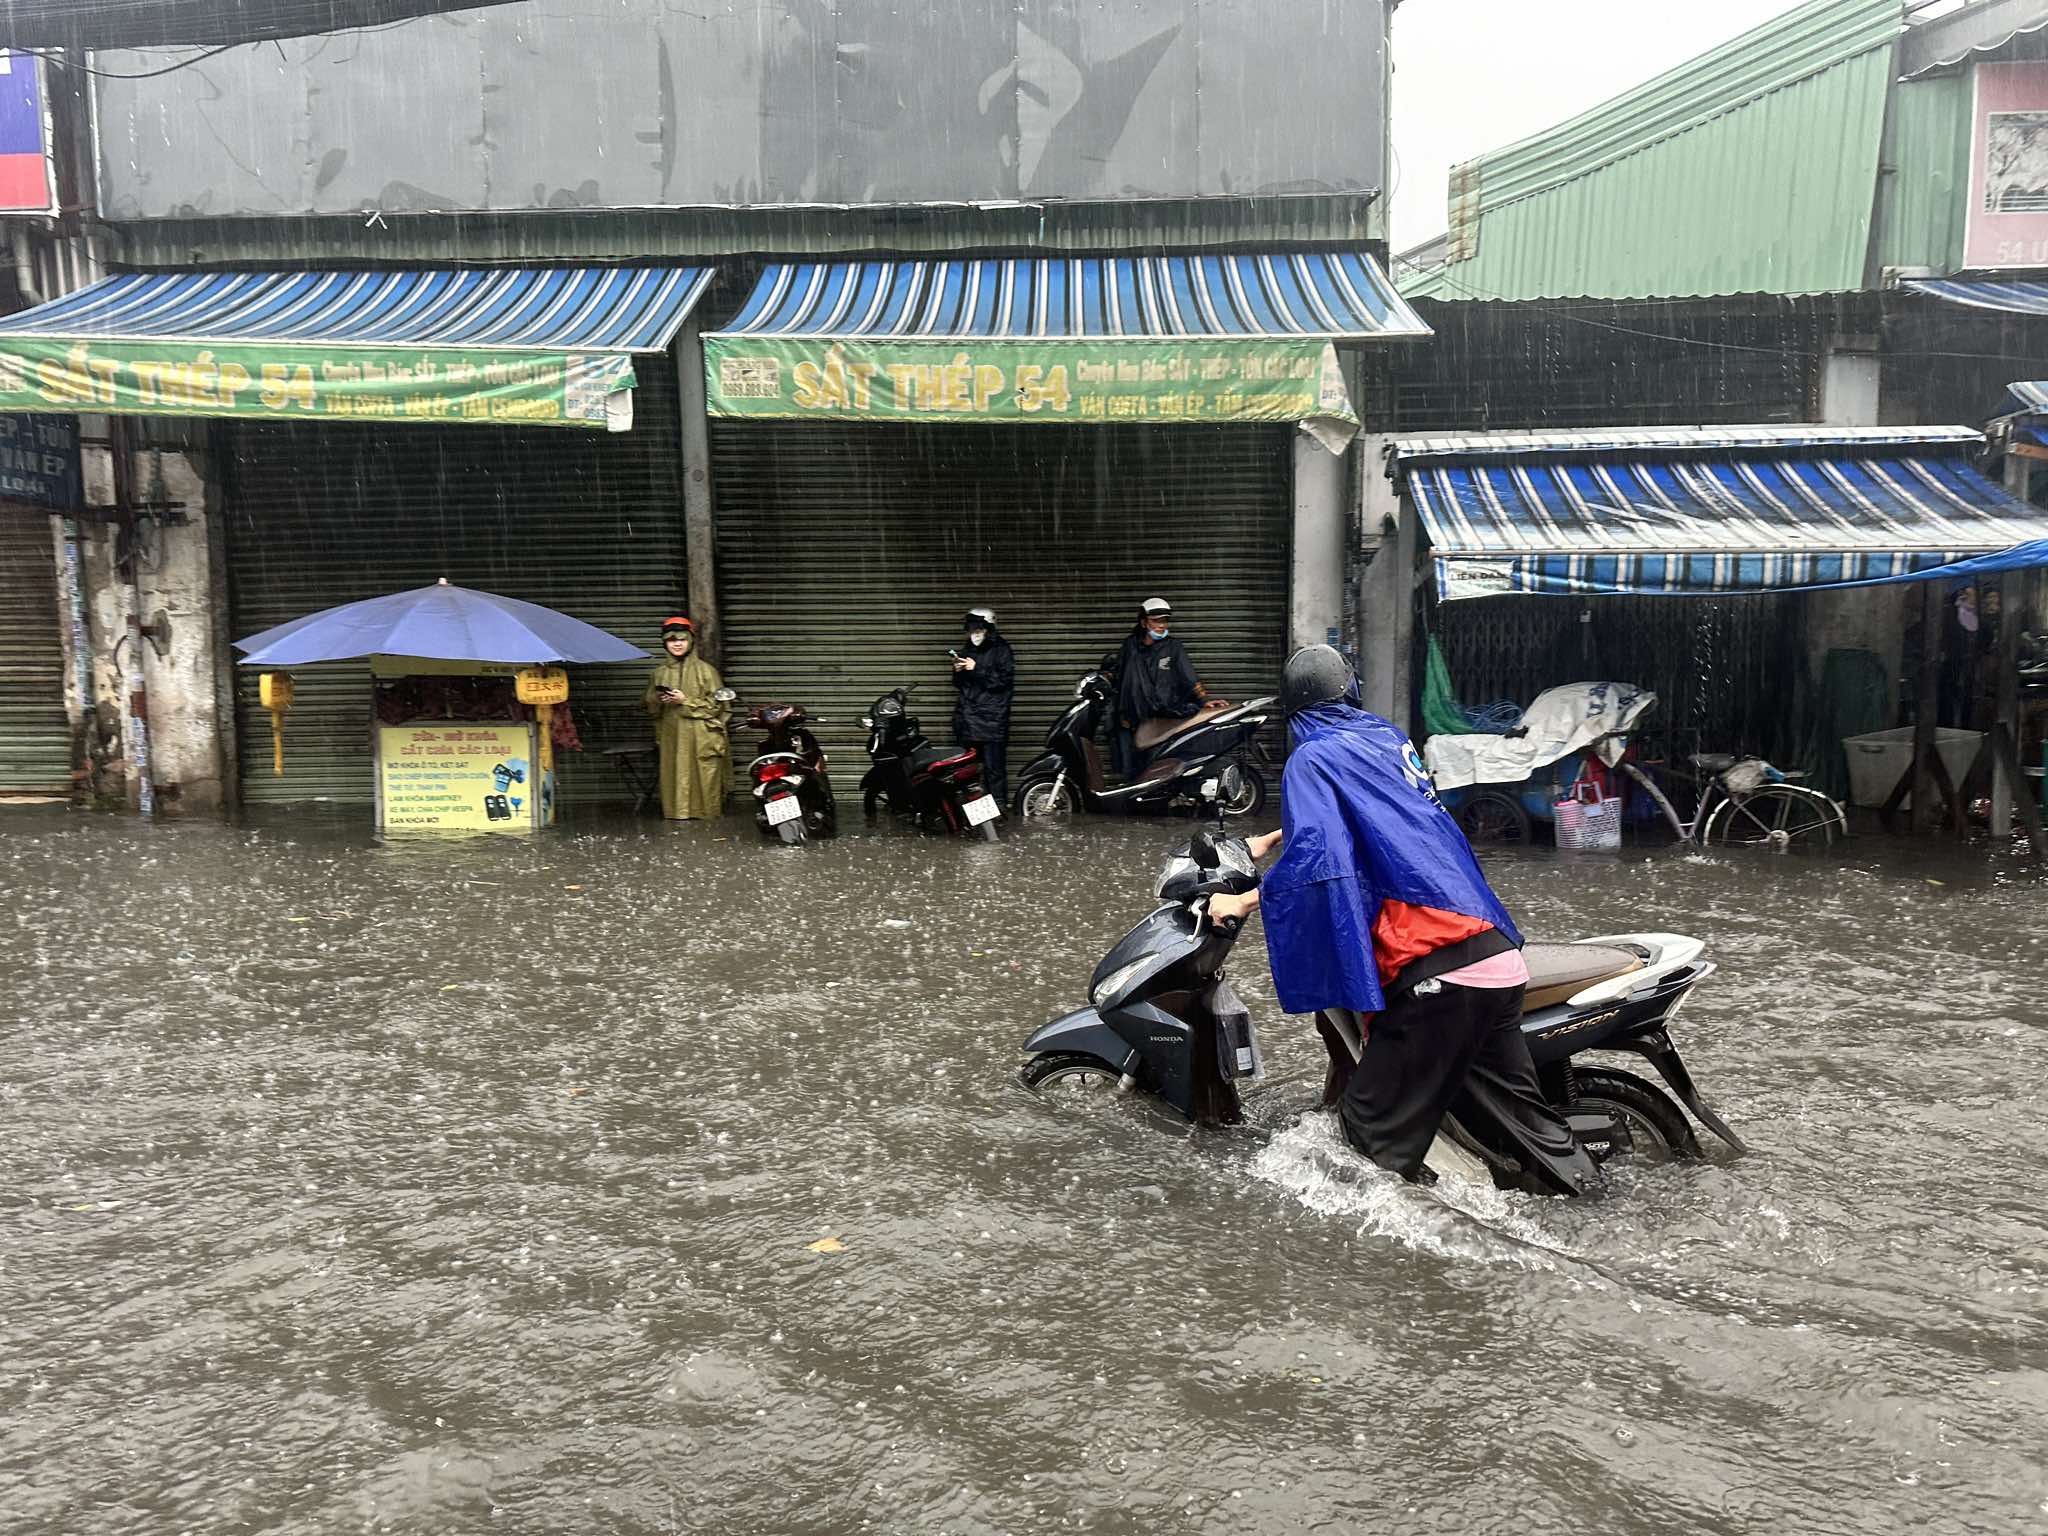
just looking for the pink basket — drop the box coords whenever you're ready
[1554,781,1623,851]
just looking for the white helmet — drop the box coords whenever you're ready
[1140,597,1171,618]
[964,606,996,630]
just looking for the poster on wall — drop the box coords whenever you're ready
[1967,62,2048,270]
[375,721,551,832]
[0,51,54,213]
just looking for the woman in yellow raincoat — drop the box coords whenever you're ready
[643,616,730,819]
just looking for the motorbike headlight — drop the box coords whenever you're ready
[1092,955,1157,1009]
[860,716,874,729]
[876,698,902,718]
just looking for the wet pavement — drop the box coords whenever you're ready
[2,804,2045,1535]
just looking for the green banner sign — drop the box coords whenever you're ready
[0,339,636,429]
[703,336,1357,434]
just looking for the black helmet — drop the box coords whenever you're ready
[1280,644,1360,717]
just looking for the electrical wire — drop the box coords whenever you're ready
[7,43,242,79]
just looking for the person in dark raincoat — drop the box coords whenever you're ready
[643,616,730,820]
[1113,597,1206,775]
[1208,645,1593,1195]
[951,605,1015,805]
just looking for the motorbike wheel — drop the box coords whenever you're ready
[775,819,805,845]
[1014,778,1077,818]
[1569,1068,1700,1163]
[1021,1052,1124,1094]
[1456,790,1533,847]
[1219,763,1267,819]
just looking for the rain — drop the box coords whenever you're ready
[3,1,2048,1533]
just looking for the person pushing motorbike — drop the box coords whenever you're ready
[1206,645,1594,1194]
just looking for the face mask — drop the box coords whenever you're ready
[968,629,988,646]
[1148,625,1170,640]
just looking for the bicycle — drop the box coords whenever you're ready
[1617,750,1848,851]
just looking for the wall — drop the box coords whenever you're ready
[93,0,1389,220]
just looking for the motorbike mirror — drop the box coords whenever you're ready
[1190,828,1222,869]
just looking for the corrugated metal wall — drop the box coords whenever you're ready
[709,422,1292,777]
[223,359,685,805]
[1409,0,1902,302]
[0,513,70,790]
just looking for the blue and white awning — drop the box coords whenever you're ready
[0,267,715,352]
[713,253,1428,340]
[0,267,716,431]
[1903,277,2048,317]
[1391,426,2048,600]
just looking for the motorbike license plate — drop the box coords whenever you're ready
[765,795,803,827]
[962,794,1001,827]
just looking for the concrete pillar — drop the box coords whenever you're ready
[674,317,722,667]
[1354,432,1416,733]
[1804,330,1906,703]
[73,432,230,814]
[1289,427,1349,655]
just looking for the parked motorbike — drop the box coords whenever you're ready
[1019,826,1744,1192]
[1012,664,1275,820]
[727,692,836,844]
[857,684,1004,840]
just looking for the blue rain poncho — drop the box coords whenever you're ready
[1261,703,1520,1016]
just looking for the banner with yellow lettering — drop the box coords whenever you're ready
[702,336,1358,439]
[0,339,636,429]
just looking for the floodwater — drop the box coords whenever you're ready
[2,805,2044,1536]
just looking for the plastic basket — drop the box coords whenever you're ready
[1555,781,1623,851]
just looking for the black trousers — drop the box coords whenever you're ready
[959,736,1007,807]
[1334,981,1592,1192]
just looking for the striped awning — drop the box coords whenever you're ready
[713,253,1428,340]
[0,267,714,431]
[1903,277,2048,317]
[0,267,714,352]
[1390,426,2048,600]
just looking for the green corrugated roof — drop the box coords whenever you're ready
[1407,0,1905,303]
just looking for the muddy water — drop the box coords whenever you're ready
[2,806,2043,1535]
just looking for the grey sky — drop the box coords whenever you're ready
[1389,0,1812,249]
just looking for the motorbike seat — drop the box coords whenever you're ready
[1520,943,1643,1010]
[1133,700,1232,752]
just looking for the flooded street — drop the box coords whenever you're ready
[3,807,2045,1535]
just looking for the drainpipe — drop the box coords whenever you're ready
[10,224,40,306]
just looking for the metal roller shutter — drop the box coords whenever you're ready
[224,358,684,805]
[0,513,71,791]
[710,421,1292,779]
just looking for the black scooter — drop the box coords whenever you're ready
[1019,827,1744,1192]
[857,684,1004,840]
[1011,666,1275,821]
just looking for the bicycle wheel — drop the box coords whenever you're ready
[1701,785,1846,850]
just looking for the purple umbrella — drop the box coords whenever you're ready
[233,579,648,666]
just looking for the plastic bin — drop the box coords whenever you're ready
[1841,726,1983,809]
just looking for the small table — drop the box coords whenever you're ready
[602,743,660,814]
